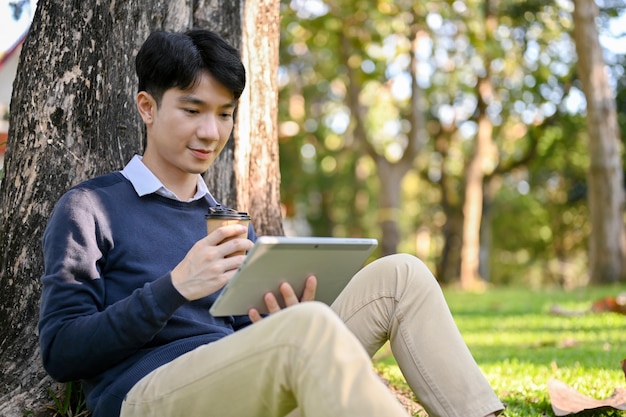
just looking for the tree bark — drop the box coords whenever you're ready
[238,0,284,235]
[0,1,282,415]
[0,1,153,413]
[572,0,625,284]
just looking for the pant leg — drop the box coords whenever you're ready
[331,253,504,417]
[120,302,409,417]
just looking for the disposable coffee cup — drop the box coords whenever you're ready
[206,206,251,256]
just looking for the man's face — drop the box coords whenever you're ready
[139,71,236,181]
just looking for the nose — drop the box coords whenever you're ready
[197,114,220,141]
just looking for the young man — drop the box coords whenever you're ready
[38,29,504,417]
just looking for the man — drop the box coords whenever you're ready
[39,29,504,417]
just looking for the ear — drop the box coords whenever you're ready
[136,91,156,125]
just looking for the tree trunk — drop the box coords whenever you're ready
[572,0,625,284]
[438,209,463,284]
[460,75,496,289]
[0,1,152,413]
[432,131,463,284]
[237,0,283,235]
[478,175,501,281]
[0,1,282,415]
[377,159,407,256]
[459,0,498,290]
[341,19,425,256]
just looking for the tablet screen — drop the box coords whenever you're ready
[209,236,378,316]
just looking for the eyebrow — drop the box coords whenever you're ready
[178,95,237,108]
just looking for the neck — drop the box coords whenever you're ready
[141,157,198,201]
[159,174,198,201]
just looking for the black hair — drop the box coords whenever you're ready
[135,29,246,105]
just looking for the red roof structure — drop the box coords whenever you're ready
[0,31,27,71]
[0,29,28,158]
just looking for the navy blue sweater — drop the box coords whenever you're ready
[38,172,256,417]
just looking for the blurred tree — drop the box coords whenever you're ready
[0,1,281,415]
[279,0,430,255]
[413,0,581,284]
[458,0,499,289]
[572,0,625,284]
[338,2,428,256]
[490,115,589,287]
[278,0,624,287]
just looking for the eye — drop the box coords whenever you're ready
[184,108,199,115]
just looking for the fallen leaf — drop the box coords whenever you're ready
[547,379,626,416]
[591,294,626,314]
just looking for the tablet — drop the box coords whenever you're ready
[209,236,378,316]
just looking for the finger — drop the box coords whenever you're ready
[202,232,253,259]
[206,224,249,245]
[221,254,247,273]
[279,282,300,307]
[223,238,254,258]
[264,291,282,314]
[248,308,263,323]
[300,275,317,302]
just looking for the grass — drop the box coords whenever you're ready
[374,284,626,417]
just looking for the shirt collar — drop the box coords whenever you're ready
[120,155,214,203]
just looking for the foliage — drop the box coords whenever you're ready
[45,381,89,417]
[278,1,381,239]
[489,114,590,287]
[374,284,626,416]
[278,0,626,285]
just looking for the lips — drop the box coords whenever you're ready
[189,147,215,160]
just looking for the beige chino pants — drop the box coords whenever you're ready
[120,254,504,417]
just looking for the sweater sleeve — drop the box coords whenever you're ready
[38,188,188,382]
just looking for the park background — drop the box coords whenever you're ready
[0,0,625,416]
[275,0,626,291]
[1,0,625,288]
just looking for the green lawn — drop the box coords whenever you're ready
[374,285,626,417]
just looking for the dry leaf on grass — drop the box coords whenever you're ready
[550,293,626,316]
[547,378,626,416]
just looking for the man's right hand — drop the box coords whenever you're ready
[171,224,253,301]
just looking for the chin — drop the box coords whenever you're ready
[192,161,215,173]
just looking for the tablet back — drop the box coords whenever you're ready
[209,236,378,316]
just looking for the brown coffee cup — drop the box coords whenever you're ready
[206,205,251,256]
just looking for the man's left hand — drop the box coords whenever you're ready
[248,275,317,323]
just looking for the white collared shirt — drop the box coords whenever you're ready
[120,155,216,203]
